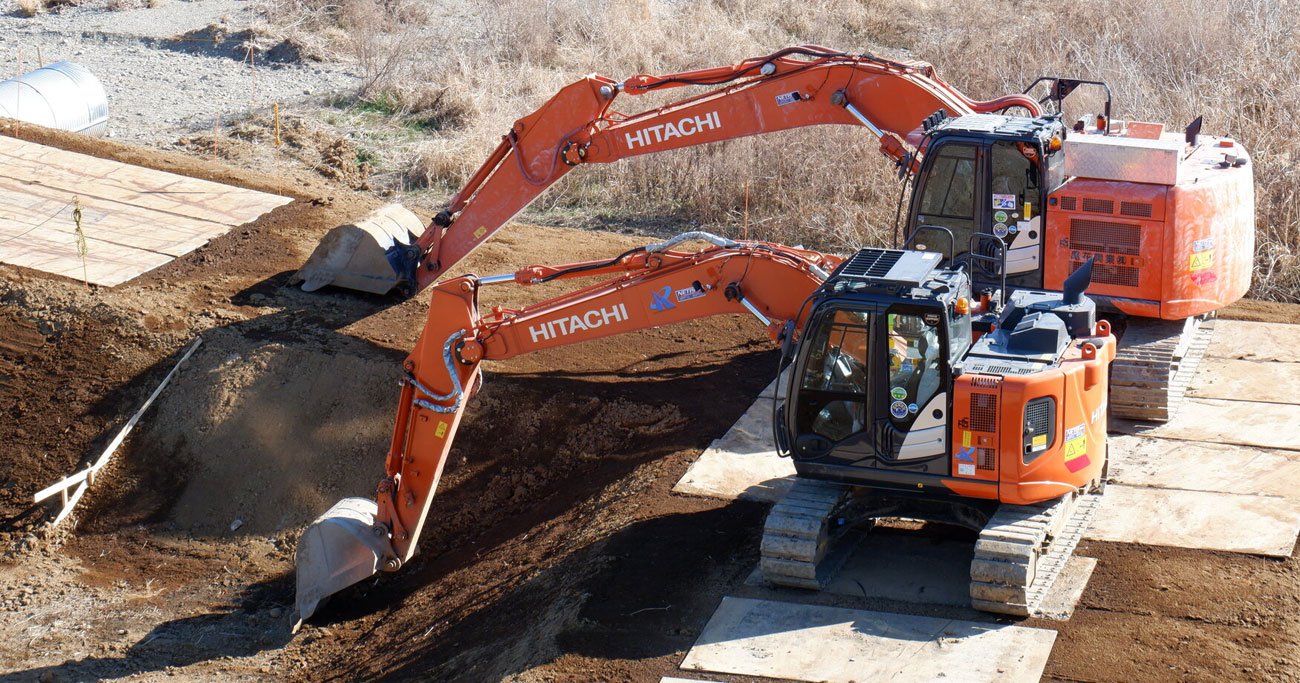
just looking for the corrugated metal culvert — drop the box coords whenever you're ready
[0,61,108,136]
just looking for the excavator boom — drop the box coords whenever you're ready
[293,233,840,626]
[294,46,1040,296]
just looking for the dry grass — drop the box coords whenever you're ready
[266,0,1300,300]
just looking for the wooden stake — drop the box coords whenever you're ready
[246,45,258,110]
[72,196,88,289]
[742,180,750,241]
[273,102,283,196]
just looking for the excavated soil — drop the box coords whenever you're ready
[3,119,1300,682]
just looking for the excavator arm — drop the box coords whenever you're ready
[292,233,839,627]
[331,46,1040,296]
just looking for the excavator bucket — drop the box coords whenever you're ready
[291,204,425,295]
[292,497,393,632]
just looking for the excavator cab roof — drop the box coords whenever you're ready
[819,248,969,311]
[929,113,1065,147]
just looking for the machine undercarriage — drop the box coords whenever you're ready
[1109,316,1216,421]
[759,480,1103,616]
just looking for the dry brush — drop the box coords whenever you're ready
[264,0,1300,300]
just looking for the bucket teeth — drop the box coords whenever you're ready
[293,497,394,632]
[291,204,424,295]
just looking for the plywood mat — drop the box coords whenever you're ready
[0,135,291,286]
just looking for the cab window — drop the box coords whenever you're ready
[798,309,869,442]
[885,312,942,422]
[990,141,1041,214]
[948,304,971,364]
[919,144,977,218]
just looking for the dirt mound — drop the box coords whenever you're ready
[78,325,693,540]
[165,24,309,64]
[87,331,399,536]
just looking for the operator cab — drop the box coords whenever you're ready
[776,246,1100,496]
[904,113,1069,291]
[776,248,971,480]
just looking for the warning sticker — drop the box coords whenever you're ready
[435,421,449,439]
[1063,423,1089,472]
[962,430,971,448]
[1190,250,1214,272]
[675,286,705,302]
[958,463,976,476]
[1032,434,1048,451]
[992,194,1017,210]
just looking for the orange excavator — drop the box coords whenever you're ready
[293,230,1114,628]
[292,46,1254,625]
[295,45,1252,421]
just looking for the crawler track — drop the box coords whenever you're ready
[969,491,1101,616]
[758,478,853,590]
[1110,316,1215,422]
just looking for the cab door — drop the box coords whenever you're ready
[987,140,1045,288]
[788,301,951,474]
[876,306,949,465]
[790,307,873,459]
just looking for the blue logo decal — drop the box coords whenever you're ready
[890,400,908,419]
[649,285,676,312]
[956,446,976,462]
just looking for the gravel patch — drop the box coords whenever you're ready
[0,0,359,145]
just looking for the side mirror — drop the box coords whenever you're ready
[778,320,796,361]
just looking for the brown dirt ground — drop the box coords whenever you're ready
[2,119,1300,682]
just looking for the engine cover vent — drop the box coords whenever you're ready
[1082,197,1115,214]
[1069,219,1141,256]
[1073,260,1139,287]
[969,392,998,433]
[1120,201,1153,217]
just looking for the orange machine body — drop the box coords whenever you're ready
[1044,132,1254,320]
[948,332,1114,505]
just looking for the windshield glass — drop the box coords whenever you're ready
[798,309,869,443]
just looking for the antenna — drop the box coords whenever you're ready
[1185,115,1203,146]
